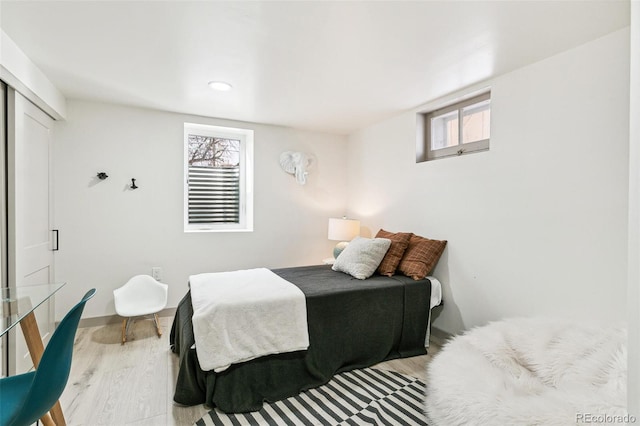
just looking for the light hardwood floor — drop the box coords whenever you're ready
[60,316,441,425]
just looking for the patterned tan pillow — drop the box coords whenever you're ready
[398,235,447,280]
[375,229,412,276]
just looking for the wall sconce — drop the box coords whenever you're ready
[328,217,361,258]
[97,172,108,180]
[130,178,138,189]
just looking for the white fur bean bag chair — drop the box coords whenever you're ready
[425,317,627,426]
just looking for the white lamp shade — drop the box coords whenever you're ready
[328,218,360,241]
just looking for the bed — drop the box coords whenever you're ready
[170,264,440,413]
[170,231,447,412]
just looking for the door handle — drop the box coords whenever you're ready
[52,229,59,251]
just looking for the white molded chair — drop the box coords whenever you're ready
[114,275,168,344]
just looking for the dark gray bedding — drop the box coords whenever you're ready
[170,264,432,413]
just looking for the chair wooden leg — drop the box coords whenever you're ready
[153,313,162,338]
[40,411,55,426]
[49,401,66,425]
[121,318,127,345]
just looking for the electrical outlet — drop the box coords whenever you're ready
[151,267,162,282]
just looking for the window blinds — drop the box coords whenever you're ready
[187,165,240,224]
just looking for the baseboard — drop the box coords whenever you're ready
[78,307,177,328]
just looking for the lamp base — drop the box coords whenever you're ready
[333,241,349,258]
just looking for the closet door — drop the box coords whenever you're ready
[0,81,6,377]
[7,88,55,374]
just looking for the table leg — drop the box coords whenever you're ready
[20,311,67,426]
[19,311,45,365]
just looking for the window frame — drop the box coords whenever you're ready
[421,91,491,161]
[183,123,254,233]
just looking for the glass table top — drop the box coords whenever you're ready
[0,283,65,337]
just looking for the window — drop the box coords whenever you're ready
[418,91,491,161]
[184,123,253,232]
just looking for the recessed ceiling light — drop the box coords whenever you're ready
[208,81,233,91]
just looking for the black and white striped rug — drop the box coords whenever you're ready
[195,368,427,425]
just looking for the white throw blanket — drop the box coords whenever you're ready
[190,268,309,372]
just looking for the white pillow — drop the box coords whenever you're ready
[332,236,392,280]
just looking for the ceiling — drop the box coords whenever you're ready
[0,1,630,135]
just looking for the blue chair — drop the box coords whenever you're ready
[0,288,96,426]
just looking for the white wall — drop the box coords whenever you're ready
[628,0,640,416]
[52,100,348,319]
[347,28,630,335]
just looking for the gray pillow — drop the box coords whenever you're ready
[332,236,392,279]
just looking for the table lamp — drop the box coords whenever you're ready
[328,217,361,258]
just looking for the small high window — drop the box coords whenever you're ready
[184,123,253,232]
[418,91,491,161]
